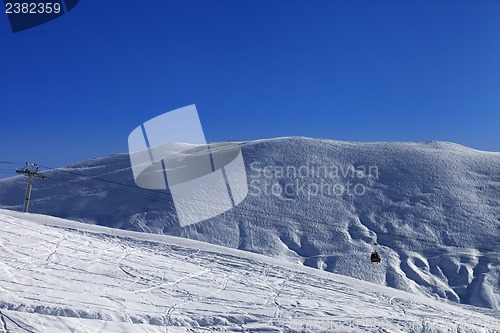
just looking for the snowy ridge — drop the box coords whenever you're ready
[0,137,499,309]
[1,209,500,332]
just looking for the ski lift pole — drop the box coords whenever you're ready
[23,172,34,212]
[16,162,47,212]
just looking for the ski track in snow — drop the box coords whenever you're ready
[0,210,499,332]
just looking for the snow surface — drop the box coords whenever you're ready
[0,137,499,310]
[1,209,500,332]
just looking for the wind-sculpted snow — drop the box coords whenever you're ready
[0,137,499,309]
[1,210,499,332]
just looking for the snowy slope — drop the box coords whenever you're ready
[1,209,499,333]
[0,137,499,309]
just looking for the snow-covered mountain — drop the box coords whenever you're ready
[1,209,499,332]
[1,137,499,310]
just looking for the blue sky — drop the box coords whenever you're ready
[1,0,499,174]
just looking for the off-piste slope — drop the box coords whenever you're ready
[0,209,499,332]
[0,137,499,309]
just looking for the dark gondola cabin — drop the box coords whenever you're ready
[370,251,381,264]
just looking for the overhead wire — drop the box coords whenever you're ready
[1,159,498,255]
[37,171,172,203]
[1,162,171,203]
[0,161,24,165]
[38,163,174,199]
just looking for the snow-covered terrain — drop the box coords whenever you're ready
[1,209,499,332]
[0,137,499,310]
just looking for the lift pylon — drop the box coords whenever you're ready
[16,162,47,212]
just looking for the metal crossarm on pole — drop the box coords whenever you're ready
[16,162,47,212]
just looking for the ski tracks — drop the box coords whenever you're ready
[0,310,36,333]
[0,310,7,333]
[388,297,407,316]
[45,231,67,263]
[135,268,211,294]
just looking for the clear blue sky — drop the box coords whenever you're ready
[1,0,499,174]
